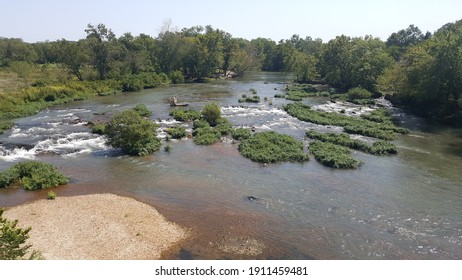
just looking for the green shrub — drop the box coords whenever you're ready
[132,104,152,117]
[120,75,144,92]
[170,108,201,122]
[168,71,185,84]
[201,102,221,126]
[47,191,57,200]
[274,93,286,98]
[369,141,398,155]
[249,88,257,94]
[284,102,408,140]
[193,126,221,145]
[105,110,161,156]
[90,122,107,135]
[0,121,13,134]
[238,95,260,103]
[0,208,32,260]
[347,87,372,101]
[306,130,398,155]
[306,130,370,151]
[193,119,210,130]
[215,118,233,135]
[238,131,309,163]
[231,128,252,140]
[0,161,69,190]
[164,144,173,152]
[167,126,186,139]
[309,141,361,169]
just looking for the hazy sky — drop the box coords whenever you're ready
[1,0,461,42]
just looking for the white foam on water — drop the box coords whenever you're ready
[1,133,109,161]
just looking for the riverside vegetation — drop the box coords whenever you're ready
[0,161,69,190]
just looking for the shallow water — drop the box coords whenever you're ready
[1,72,461,259]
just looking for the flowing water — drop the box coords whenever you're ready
[1,72,461,259]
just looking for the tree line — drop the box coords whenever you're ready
[1,20,461,124]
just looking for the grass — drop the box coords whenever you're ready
[0,161,69,191]
[284,84,330,101]
[306,130,398,155]
[284,102,408,140]
[309,140,362,169]
[238,131,309,163]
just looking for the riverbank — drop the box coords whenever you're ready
[3,193,188,259]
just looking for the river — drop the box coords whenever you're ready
[1,72,461,259]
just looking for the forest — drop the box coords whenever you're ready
[1,20,461,127]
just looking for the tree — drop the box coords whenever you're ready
[56,39,88,81]
[105,110,161,156]
[386,24,430,60]
[0,208,32,260]
[201,102,221,126]
[85,23,116,79]
[9,61,34,86]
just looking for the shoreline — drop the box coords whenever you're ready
[3,193,189,260]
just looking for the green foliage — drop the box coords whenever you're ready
[105,110,161,156]
[238,95,260,103]
[193,126,221,145]
[215,117,233,135]
[347,87,372,101]
[193,119,210,129]
[170,108,201,122]
[47,191,57,200]
[231,128,252,140]
[369,141,398,155]
[90,121,107,135]
[238,131,309,163]
[0,121,13,134]
[132,104,152,117]
[306,130,398,155]
[284,103,408,140]
[201,102,221,126]
[0,161,69,191]
[121,75,144,92]
[379,20,462,125]
[306,130,369,151]
[168,71,185,84]
[167,126,186,139]
[164,144,173,152]
[309,140,362,169]
[0,208,32,260]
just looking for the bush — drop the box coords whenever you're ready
[132,104,152,117]
[238,95,260,103]
[47,191,57,200]
[0,208,32,260]
[193,126,221,145]
[231,128,252,140]
[0,161,69,190]
[168,71,185,84]
[193,119,210,130]
[309,141,361,169]
[105,110,161,156]
[120,75,144,92]
[170,108,201,122]
[215,118,233,135]
[167,126,186,139]
[306,130,370,151]
[347,87,372,101]
[90,121,107,135]
[201,102,221,126]
[238,131,309,163]
[369,141,398,155]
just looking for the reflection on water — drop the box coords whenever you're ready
[1,72,461,259]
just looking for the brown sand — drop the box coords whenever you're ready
[4,193,188,260]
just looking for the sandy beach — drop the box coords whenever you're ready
[4,193,188,260]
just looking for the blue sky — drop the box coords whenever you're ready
[1,0,461,42]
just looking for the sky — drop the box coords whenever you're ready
[1,0,461,43]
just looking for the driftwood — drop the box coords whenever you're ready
[168,96,189,107]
